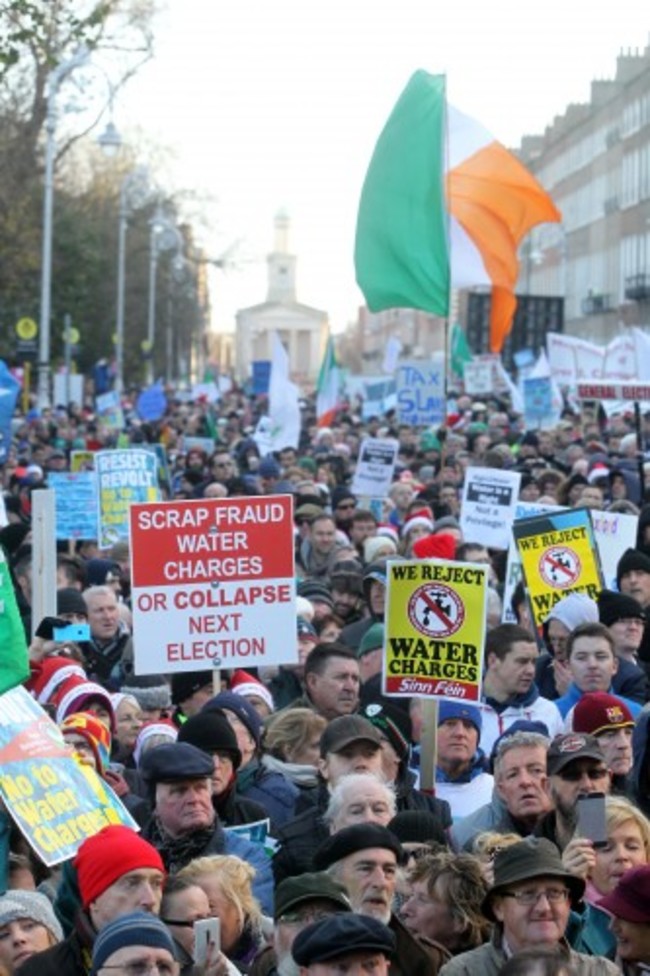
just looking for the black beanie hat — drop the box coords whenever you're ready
[57,588,88,618]
[598,589,645,626]
[171,670,214,706]
[616,548,650,588]
[388,810,446,847]
[177,710,242,769]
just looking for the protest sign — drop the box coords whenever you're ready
[523,376,554,429]
[96,391,124,432]
[251,361,271,396]
[0,686,136,866]
[591,510,639,591]
[96,449,159,549]
[183,436,215,455]
[48,472,98,540]
[460,467,521,550]
[513,508,604,629]
[70,450,95,472]
[383,559,488,702]
[130,495,296,674]
[503,505,638,625]
[463,361,492,395]
[395,357,445,426]
[351,438,399,499]
[502,501,562,624]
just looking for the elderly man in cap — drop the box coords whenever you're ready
[535,732,612,852]
[272,715,384,883]
[140,741,273,913]
[90,912,178,976]
[314,824,448,976]
[438,838,619,976]
[571,691,636,785]
[250,872,351,976]
[291,915,394,976]
[21,826,165,976]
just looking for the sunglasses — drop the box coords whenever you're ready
[556,765,609,782]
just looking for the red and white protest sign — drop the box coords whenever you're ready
[130,496,296,674]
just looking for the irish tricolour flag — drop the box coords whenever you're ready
[316,335,343,427]
[354,71,561,352]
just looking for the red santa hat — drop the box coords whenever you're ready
[26,657,87,706]
[53,675,115,731]
[229,669,274,712]
[401,508,435,538]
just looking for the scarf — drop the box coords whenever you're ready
[147,814,218,873]
[262,753,319,788]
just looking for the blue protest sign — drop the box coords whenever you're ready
[396,357,445,426]
[96,449,160,548]
[137,382,167,421]
[0,362,20,464]
[523,376,553,428]
[48,472,98,540]
[252,361,271,396]
[0,686,137,866]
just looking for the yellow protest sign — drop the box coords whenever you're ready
[383,559,488,702]
[513,508,603,629]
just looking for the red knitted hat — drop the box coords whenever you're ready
[412,532,457,561]
[74,825,165,907]
[61,712,112,773]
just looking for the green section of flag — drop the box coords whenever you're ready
[354,70,450,315]
[0,552,29,695]
[450,322,472,377]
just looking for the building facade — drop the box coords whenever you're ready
[234,212,328,385]
[519,42,650,344]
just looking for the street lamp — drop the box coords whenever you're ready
[147,207,184,384]
[38,46,90,409]
[114,167,149,394]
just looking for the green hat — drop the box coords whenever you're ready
[297,457,317,473]
[357,623,385,658]
[274,872,351,920]
[482,838,585,921]
[419,431,441,452]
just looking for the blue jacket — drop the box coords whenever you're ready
[237,760,299,829]
[555,683,642,719]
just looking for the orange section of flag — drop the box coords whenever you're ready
[449,142,561,352]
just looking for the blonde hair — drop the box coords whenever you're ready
[263,708,327,762]
[472,831,524,861]
[177,855,262,929]
[605,796,650,856]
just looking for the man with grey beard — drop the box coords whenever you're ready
[313,824,448,976]
[249,873,351,976]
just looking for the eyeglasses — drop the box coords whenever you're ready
[336,502,356,510]
[160,918,199,928]
[557,766,609,782]
[278,910,334,925]
[101,960,176,976]
[502,887,569,906]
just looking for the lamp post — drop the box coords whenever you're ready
[37,46,90,409]
[115,167,148,394]
[146,207,184,385]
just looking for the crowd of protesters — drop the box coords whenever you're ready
[0,383,649,976]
